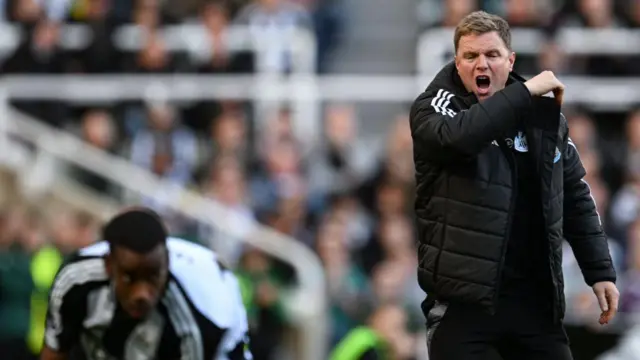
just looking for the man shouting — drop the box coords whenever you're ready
[409,10,619,360]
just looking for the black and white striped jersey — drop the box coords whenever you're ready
[44,237,252,360]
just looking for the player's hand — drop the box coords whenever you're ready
[592,281,619,325]
[524,70,565,105]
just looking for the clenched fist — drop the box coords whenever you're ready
[524,70,565,105]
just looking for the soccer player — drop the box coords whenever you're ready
[40,208,252,360]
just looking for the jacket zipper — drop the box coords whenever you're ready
[493,140,517,314]
[538,133,560,322]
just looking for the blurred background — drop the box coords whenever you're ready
[0,0,639,359]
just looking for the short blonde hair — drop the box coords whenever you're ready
[454,11,511,52]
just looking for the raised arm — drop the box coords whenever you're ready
[409,82,531,160]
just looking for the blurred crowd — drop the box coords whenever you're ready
[419,0,640,76]
[0,0,639,359]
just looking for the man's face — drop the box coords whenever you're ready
[106,245,169,320]
[455,31,515,101]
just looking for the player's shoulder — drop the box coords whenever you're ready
[165,237,243,328]
[166,237,231,274]
[51,248,109,300]
[57,244,109,277]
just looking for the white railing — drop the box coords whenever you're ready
[417,27,640,82]
[2,74,640,106]
[0,135,121,219]
[0,102,328,360]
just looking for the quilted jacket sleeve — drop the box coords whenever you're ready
[563,135,617,286]
[409,82,532,160]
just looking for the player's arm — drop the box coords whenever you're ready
[217,273,253,360]
[409,82,531,160]
[40,267,85,360]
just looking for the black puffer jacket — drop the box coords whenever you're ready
[410,62,616,320]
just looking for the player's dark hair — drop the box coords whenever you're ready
[103,208,167,254]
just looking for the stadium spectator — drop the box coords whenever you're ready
[2,19,68,127]
[67,109,118,196]
[0,206,36,360]
[234,0,313,73]
[316,216,369,346]
[198,155,256,264]
[330,303,415,360]
[609,109,640,246]
[237,246,292,360]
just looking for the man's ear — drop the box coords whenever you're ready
[508,51,516,72]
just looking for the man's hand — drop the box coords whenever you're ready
[592,281,619,325]
[524,70,565,105]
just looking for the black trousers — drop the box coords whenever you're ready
[426,299,573,360]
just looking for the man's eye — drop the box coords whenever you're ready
[122,275,132,283]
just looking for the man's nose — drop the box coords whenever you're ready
[132,283,155,304]
[476,55,488,70]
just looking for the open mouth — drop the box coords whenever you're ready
[476,75,491,91]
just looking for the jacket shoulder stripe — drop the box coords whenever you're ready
[430,89,457,118]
